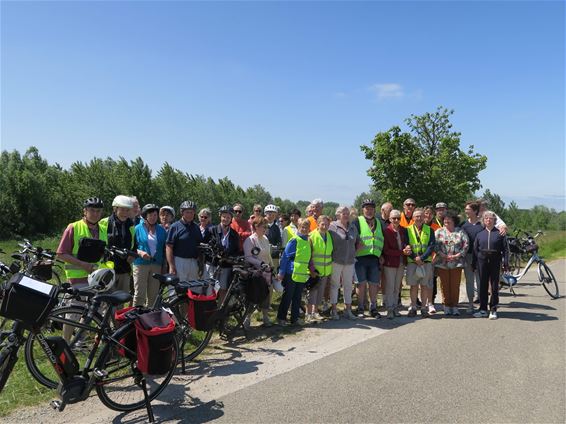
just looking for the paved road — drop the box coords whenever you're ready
[179,260,566,423]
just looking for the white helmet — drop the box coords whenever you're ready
[264,204,278,213]
[88,268,115,291]
[112,195,134,209]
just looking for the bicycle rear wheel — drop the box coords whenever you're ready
[95,323,179,412]
[538,262,559,299]
[0,344,19,392]
[24,306,103,389]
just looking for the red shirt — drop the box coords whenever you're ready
[231,218,252,251]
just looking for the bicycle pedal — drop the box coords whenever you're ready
[93,368,108,378]
[50,400,65,411]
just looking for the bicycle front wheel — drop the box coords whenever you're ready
[95,323,179,412]
[538,262,560,299]
[24,305,103,389]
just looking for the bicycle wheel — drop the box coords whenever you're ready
[219,292,253,340]
[95,323,179,412]
[169,297,214,362]
[0,344,19,392]
[508,252,522,274]
[24,306,103,389]
[538,262,560,299]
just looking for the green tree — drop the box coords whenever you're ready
[360,107,487,209]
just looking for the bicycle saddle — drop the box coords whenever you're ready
[93,290,132,305]
[152,273,180,286]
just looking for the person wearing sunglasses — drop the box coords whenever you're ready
[248,204,263,226]
[400,198,417,228]
[230,203,252,251]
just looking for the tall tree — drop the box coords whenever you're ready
[360,107,487,209]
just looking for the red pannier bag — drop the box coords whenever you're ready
[135,310,176,375]
[187,289,217,331]
[114,306,137,359]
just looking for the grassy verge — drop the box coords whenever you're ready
[537,230,566,261]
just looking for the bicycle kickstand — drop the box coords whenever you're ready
[141,377,155,423]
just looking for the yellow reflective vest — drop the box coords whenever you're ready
[309,229,333,277]
[407,224,432,263]
[64,219,109,280]
[291,235,311,283]
[356,216,384,257]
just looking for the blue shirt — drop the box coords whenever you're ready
[461,221,483,247]
[166,219,203,259]
[134,222,167,266]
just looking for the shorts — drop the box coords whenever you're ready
[406,262,433,287]
[354,255,380,285]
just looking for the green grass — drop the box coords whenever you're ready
[537,230,566,261]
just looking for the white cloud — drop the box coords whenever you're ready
[370,83,404,100]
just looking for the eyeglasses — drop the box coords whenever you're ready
[254,209,261,212]
[199,216,208,219]
[390,217,400,221]
[405,203,416,207]
[234,210,243,214]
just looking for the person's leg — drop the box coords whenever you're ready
[368,261,381,314]
[355,259,367,314]
[382,266,395,312]
[343,264,355,311]
[187,258,199,281]
[290,282,305,323]
[277,275,294,321]
[436,268,451,312]
[330,263,343,312]
[146,263,162,307]
[132,265,146,307]
[450,268,462,309]
[488,259,501,311]
[464,254,475,306]
[477,260,490,312]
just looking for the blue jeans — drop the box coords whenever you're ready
[277,274,305,323]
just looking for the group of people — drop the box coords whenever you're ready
[56,194,509,328]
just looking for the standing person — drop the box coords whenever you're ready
[433,202,448,229]
[133,204,167,307]
[130,196,142,226]
[472,211,509,320]
[353,199,385,318]
[328,206,358,320]
[159,206,175,232]
[379,202,393,227]
[382,210,411,319]
[166,200,203,282]
[306,215,333,321]
[423,206,439,231]
[307,199,324,232]
[434,211,469,316]
[282,208,301,246]
[405,208,436,317]
[231,203,252,251]
[400,198,416,228]
[461,201,483,313]
[205,206,241,301]
[244,217,275,327]
[198,208,213,238]
[249,204,263,226]
[57,197,108,287]
[276,218,313,326]
[264,204,282,266]
[478,200,508,235]
[99,195,136,293]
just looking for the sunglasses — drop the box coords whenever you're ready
[199,216,209,219]
[254,209,261,212]
[234,210,243,214]
[390,217,400,220]
[405,203,416,207]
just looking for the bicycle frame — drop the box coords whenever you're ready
[510,252,540,281]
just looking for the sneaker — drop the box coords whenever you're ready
[313,312,324,321]
[466,304,474,314]
[262,316,273,327]
[291,318,306,326]
[420,308,430,318]
[444,306,452,316]
[489,310,498,320]
[386,310,394,320]
[452,308,460,316]
[370,308,382,319]
[407,308,417,318]
[473,297,480,304]
[345,309,358,320]
[356,307,365,318]
[473,310,488,318]
[428,305,437,314]
[393,309,402,317]
[305,313,314,323]
[331,311,340,320]
[276,319,288,326]
[416,298,422,307]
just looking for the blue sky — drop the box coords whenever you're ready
[1,1,564,210]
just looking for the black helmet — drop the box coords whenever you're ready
[218,205,234,216]
[361,198,376,208]
[141,203,159,218]
[84,197,104,208]
[180,200,196,212]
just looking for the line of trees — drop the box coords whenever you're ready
[1,144,563,241]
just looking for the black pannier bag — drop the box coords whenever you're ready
[76,238,106,263]
[507,238,524,254]
[187,289,217,331]
[31,259,53,281]
[0,273,58,329]
[114,306,138,359]
[245,275,269,305]
[135,310,176,375]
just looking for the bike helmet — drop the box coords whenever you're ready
[160,205,175,216]
[112,195,134,208]
[87,268,115,291]
[501,274,518,287]
[84,197,104,208]
[264,204,278,213]
[180,200,197,211]
[218,205,234,216]
[361,198,376,208]
[141,203,159,218]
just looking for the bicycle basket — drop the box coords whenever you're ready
[114,306,138,359]
[0,273,58,329]
[507,238,525,254]
[524,242,538,253]
[135,310,176,375]
[244,274,270,305]
[187,289,218,331]
[30,260,53,281]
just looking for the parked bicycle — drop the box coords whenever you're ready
[501,230,559,299]
[10,239,64,285]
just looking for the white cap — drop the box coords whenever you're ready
[112,195,134,208]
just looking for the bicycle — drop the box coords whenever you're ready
[10,239,64,286]
[501,230,559,299]
[1,275,177,422]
